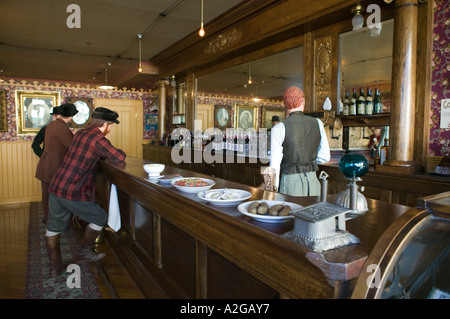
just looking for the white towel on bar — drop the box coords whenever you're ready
[108,183,121,231]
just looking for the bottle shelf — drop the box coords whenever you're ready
[337,113,390,127]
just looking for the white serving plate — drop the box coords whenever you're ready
[157,174,183,184]
[237,200,302,223]
[170,177,215,193]
[197,189,252,207]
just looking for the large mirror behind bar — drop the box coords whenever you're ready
[339,18,394,113]
[338,18,394,152]
[198,46,304,101]
[195,46,304,133]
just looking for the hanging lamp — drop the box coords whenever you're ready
[138,34,143,73]
[99,66,114,90]
[198,0,205,37]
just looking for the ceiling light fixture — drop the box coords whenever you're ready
[99,66,114,90]
[198,0,205,37]
[138,34,143,73]
[248,63,252,85]
[351,4,365,31]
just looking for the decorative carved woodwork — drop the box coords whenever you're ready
[314,38,333,108]
[204,28,243,55]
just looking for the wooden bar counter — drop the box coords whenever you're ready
[96,156,414,299]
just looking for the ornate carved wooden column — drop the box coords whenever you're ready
[380,0,418,174]
[157,79,169,142]
[184,73,196,131]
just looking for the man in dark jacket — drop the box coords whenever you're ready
[35,103,78,223]
[31,106,62,158]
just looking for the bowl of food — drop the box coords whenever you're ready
[198,188,252,206]
[143,163,165,177]
[237,200,302,223]
[171,177,215,193]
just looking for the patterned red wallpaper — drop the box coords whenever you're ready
[429,0,450,155]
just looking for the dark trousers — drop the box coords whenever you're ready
[47,193,107,233]
[41,181,50,223]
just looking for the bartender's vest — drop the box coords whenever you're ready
[280,111,320,175]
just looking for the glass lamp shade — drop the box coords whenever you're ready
[352,14,364,31]
[339,153,369,178]
[370,26,382,37]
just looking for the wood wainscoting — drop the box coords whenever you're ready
[0,141,41,204]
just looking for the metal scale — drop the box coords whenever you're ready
[283,154,370,253]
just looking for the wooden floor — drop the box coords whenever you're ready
[0,202,143,299]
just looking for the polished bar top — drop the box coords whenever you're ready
[100,156,413,281]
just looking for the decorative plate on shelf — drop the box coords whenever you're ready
[170,177,215,193]
[197,188,252,206]
[237,200,302,223]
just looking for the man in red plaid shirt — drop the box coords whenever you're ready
[45,107,126,277]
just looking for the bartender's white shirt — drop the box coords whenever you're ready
[269,119,330,189]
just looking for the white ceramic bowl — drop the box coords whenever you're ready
[143,163,165,177]
[198,189,252,206]
[170,177,215,193]
[157,174,182,184]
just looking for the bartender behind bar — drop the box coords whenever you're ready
[270,86,330,197]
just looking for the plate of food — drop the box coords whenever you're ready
[157,174,182,184]
[170,177,215,193]
[237,200,302,223]
[197,189,252,207]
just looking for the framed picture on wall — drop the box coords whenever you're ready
[214,105,232,129]
[261,106,285,129]
[65,97,93,129]
[234,104,258,130]
[0,90,6,132]
[15,90,61,134]
[145,113,158,130]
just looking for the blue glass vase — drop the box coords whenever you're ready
[339,153,369,178]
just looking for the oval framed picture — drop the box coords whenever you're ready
[65,97,93,128]
[214,105,232,129]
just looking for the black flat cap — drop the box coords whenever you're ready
[92,107,120,124]
[59,103,78,117]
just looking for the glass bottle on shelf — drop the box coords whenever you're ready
[374,148,381,166]
[365,87,373,115]
[343,91,350,116]
[233,130,238,155]
[373,88,383,113]
[357,87,366,115]
[380,138,388,165]
[222,130,227,153]
[244,132,250,156]
[350,88,357,116]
